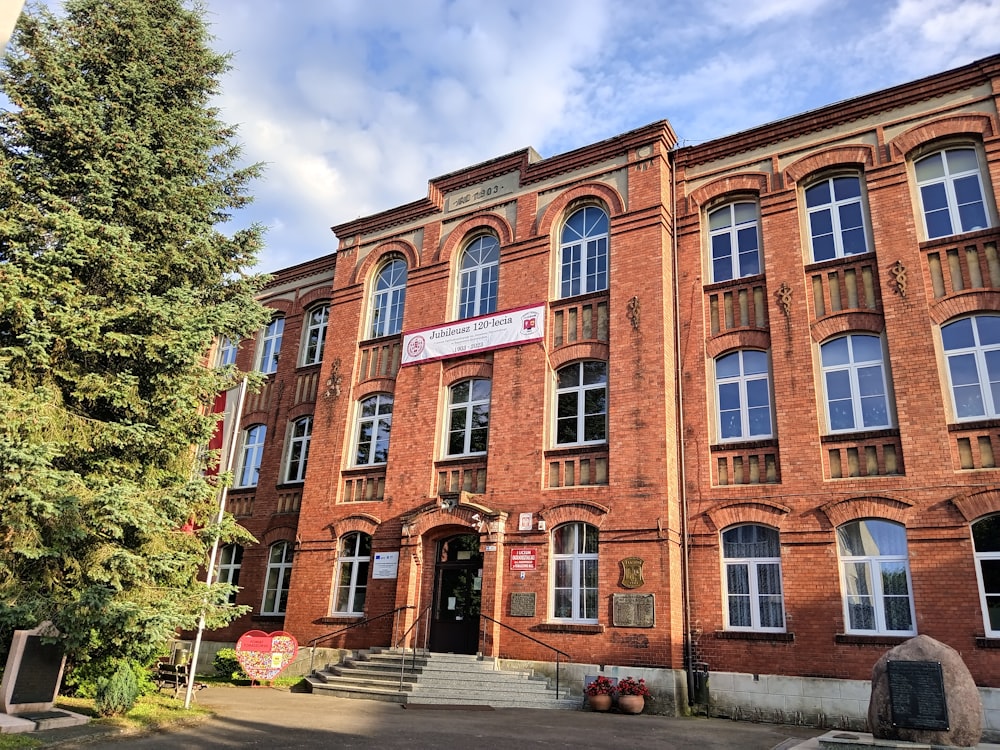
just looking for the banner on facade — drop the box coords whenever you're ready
[401,303,545,366]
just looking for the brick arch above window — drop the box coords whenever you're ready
[264,299,294,316]
[298,288,331,310]
[820,495,913,528]
[810,311,885,343]
[687,173,769,210]
[286,404,313,422]
[706,330,771,359]
[437,214,513,264]
[261,526,297,547]
[442,359,493,386]
[928,290,1000,325]
[705,500,790,532]
[783,145,876,186]
[888,113,995,160]
[548,341,610,371]
[951,488,1000,523]
[354,379,396,401]
[329,513,382,539]
[349,241,419,286]
[536,183,624,237]
[539,500,610,529]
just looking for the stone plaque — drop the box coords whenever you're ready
[887,660,949,731]
[612,593,655,628]
[1,622,66,714]
[510,593,536,617]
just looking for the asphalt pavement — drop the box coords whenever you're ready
[36,685,824,749]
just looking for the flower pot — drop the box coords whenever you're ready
[617,695,644,714]
[586,694,613,711]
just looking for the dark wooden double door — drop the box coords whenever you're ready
[428,534,482,654]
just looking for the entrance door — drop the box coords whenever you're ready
[429,534,482,654]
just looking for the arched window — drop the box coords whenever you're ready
[458,235,500,319]
[447,379,491,456]
[560,206,608,298]
[836,520,915,635]
[941,315,1000,420]
[300,304,329,366]
[552,522,598,623]
[709,201,761,282]
[235,425,266,488]
[805,175,870,261]
[820,334,891,433]
[216,544,243,604]
[333,532,372,615]
[370,259,407,338]
[722,525,784,631]
[355,394,393,466]
[715,350,772,441]
[217,336,238,367]
[284,416,313,483]
[262,541,293,615]
[555,361,607,446]
[972,515,1000,637]
[915,147,990,239]
[257,317,284,374]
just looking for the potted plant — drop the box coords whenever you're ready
[584,675,615,711]
[615,676,651,714]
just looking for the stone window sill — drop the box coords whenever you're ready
[975,636,1000,649]
[835,633,909,646]
[715,630,794,642]
[535,623,604,635]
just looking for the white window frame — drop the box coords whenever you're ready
[820,334,892,433]
[300,304,329,366]
[235,424,266,488]
[941,315,1000,421]
[709,201,761,282]
[805,175,870,262]
[257,317,284,375]
[915,146,991,240]
[721,525,785,632]
[559,206,608,298]
[261,541,293,615]
[458,235,500,319]
[354,394,393,466]
[715,350,773,442]
[551,522,599,623]
[333,532,371,616]
[284,416,312,484]
[836,520,916,636]
[370,259,407,338]
[554,361,607,446]
[446,379,491,457]
[217,337,238,367]
[972,515,1000,638]
[216,544,243,604]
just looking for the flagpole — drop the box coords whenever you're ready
[185,376,248,709]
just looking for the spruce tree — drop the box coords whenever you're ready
[0,0,269,682]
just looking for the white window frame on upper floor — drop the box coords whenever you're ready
[446,379,491,457]
[941,314,1000,422]
[217,336,238,367]
[820,334,893,434]
[915,146,992,240]
[261,541,293,616]
[257,317,284,375]
[715,349,773,442]
[369,259,407,339]
[559,206,608,299]
[458,235,500,320]
[354,394,393,466]
[709,201,761,283]
[235,424,266,488]
[283,416,313,484]
[554,361,607,447]
[804,174,871,262]
[300,304,329,367]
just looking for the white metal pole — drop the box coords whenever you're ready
[185,377,248,709]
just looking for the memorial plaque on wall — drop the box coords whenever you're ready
[612,593,655,627]
[510,593,536,617]
[10,636,64,706]
[887,660,949,731]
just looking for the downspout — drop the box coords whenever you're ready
[668,145,696,707]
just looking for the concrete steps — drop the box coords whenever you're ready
[306,650,580,709]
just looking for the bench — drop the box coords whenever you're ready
[152,661,205,697]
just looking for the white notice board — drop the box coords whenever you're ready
[372,552,399,579]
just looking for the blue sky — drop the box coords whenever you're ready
[28,1,1000,272]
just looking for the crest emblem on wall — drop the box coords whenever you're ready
[619,556,644,589]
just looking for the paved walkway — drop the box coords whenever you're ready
[38,686,824,749]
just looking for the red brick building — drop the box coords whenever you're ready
[207,54,1000,727]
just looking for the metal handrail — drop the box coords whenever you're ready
[394,604,431,691]
[307,605,412,674]
[478,613,571,699]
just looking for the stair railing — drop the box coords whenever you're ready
[478,613,571,699]
[307,605,412,674]
[393,604,431,691]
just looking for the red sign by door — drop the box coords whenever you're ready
[509,548,537,571]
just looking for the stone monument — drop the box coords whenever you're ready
[867,634,982,747]
[0,622,88,734]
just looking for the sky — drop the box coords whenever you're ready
[27,1,1000,272]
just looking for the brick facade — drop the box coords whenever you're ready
[208,55,1000,711]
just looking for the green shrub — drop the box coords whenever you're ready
[95,661,140,717]
[213,648,247,680]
